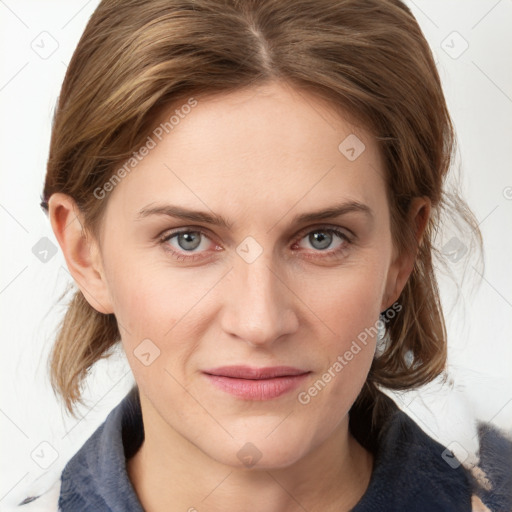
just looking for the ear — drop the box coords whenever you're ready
[48,193,114,314]
[381,196,431,312]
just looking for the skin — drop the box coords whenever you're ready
[49,81,430,511]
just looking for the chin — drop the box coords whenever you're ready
[202,422,314,470]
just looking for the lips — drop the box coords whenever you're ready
[202,365,310,400]
[203,365,308,379]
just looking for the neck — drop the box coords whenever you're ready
[127,394,373,512]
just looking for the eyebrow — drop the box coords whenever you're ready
[136,201,373,229]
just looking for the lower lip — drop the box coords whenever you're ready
[203,373,309,400]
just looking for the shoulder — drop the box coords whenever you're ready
[353,391,512,512]
[351,391,473,510]
[385,407,473,504]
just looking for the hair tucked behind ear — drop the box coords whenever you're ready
[42,0,483,417]
[48,285,120,416]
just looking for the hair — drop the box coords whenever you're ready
[41,0,483,418]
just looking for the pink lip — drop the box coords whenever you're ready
[202,365,310,400]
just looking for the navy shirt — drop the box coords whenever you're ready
[23,385,475,511]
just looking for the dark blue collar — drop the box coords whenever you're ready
[58,386,472,511]
[59,386,144,511]
[349,391,472,511]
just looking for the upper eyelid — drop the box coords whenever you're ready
[294,224,353,240]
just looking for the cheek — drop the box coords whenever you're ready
[104,257,217,379]
[107,271,169,337]
[102,244,187,335]
[303,257,388,339]
[296,256,388,402]
[296,287,380,435]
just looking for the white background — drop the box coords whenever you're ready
[1,0,511,507]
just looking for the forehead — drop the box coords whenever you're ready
[104,82,387,227]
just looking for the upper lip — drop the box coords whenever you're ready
[203,365,309,380]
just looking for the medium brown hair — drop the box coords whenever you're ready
[41,0,483,417]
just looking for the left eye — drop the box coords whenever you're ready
[162,230,212,253]
[297,229,347,251]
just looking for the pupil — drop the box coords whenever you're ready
[178,232,201,250]
[310,231,332,250]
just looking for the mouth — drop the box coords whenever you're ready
[202,365,311,400]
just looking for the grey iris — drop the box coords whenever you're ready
[178,232,202,250]
[310,231,332,250]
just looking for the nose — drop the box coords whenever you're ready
[220,253,299,347]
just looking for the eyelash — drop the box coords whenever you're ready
[158,225,353,263]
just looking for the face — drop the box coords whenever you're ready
[86,81,407,468]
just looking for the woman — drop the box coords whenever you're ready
[17,0,507,510]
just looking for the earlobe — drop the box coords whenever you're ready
[48,193,114,315]
[381,197,431,312]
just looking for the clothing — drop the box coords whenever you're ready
[17,385,505,511]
